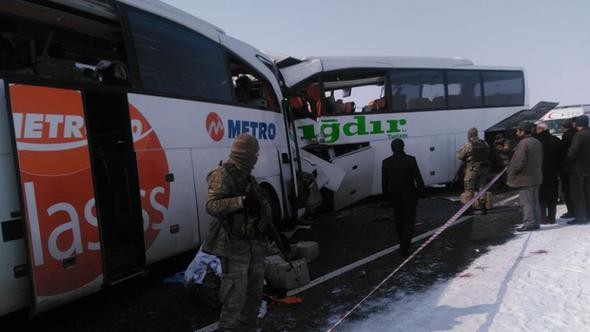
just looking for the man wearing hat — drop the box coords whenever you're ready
[201,133,270,331]
[565,115,590,224]
[507,121,543,231]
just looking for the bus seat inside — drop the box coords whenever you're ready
[306,85,323,116]
[343,101,355,113]
[431,96,446,109]
[391,94,407,111]
[409,97,432,110]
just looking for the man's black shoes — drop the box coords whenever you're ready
[516,225,540,232]
[567,219,589,225]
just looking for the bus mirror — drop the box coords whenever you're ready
[342,87,351,98]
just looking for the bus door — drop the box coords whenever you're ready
[83,89,145,284]
[7,84,106,314]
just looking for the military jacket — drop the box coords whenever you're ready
[201,163,270,257]
[458,138,490,165]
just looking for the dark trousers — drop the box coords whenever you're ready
[540,204,556,223]
[561,172,574,214]
[570,172,590,221]
[392,202,417,255]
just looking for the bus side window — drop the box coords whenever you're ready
[482,71,524,107]
[125,6,232,101]
[390,69,445,111]
[228,56,279,112]
[446,70,483,109]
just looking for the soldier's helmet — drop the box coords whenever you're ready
[229,133,260,172]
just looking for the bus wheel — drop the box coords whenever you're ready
[259,184,286,230]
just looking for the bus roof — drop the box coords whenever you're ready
[43,1,280,96]
[117,0,225,42]
[279,55,523,88]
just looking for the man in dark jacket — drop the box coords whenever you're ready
[507,121,544,231]
[535,122,563,223]
[565,115,590,224]
[560,118,577,218]
[382,139,426,257]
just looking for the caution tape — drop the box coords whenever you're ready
[326,167,508,332]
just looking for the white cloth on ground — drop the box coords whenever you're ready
[184,248,222,285]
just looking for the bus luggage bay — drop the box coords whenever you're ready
[0,0,303,316]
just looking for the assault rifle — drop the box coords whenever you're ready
[244,182,295,260]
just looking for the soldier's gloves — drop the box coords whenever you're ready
[243,191,261,214]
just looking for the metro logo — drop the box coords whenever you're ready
[206,112,224,141]
[206,112,277,141]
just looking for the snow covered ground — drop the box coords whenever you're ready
[340,205,590,332]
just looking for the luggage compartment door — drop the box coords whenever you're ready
[7,84,103,314]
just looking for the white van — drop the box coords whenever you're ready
[538,104,590,135]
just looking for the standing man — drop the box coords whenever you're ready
[458,127,490,208]
[201,133,269,331]
[507,121,544,231]
[382,139,426,257]
[535,122,563,224]
[560,118,577,218]
[565,115,590,224]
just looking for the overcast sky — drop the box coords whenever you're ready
[161,0,590,106]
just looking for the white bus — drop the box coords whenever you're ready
[0,0,302,317]
[278,56,527,209]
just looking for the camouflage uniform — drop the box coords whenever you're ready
[201,134,270,332]
[458,128,490,204]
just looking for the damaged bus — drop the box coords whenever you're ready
[278,56,527,209]
[0,0,304,317]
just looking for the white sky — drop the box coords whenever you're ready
[160,0,590,107]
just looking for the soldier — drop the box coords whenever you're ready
[458,127,490,209]
[201,133,270,332]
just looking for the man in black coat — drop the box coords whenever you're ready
[560,118,577,218]
[382,139,426,257]
[566,115,590,224]
[535,122,563,223]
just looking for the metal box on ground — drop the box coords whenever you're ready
[294,241,319,263]
[264,255,310,291]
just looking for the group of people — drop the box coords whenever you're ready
[457,115,590,232]
[201,113,589,331]
[507,115,590,231]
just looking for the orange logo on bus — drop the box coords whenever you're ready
[206,112,224,141]
[10,85,169,296]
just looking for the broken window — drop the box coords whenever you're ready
[0,1,129,86]
[228,56,279,112]
[321,71,386,115]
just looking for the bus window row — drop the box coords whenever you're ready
[289,69,524,118]
[0,2,279,113]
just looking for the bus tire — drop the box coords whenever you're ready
[259,184,286,230]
